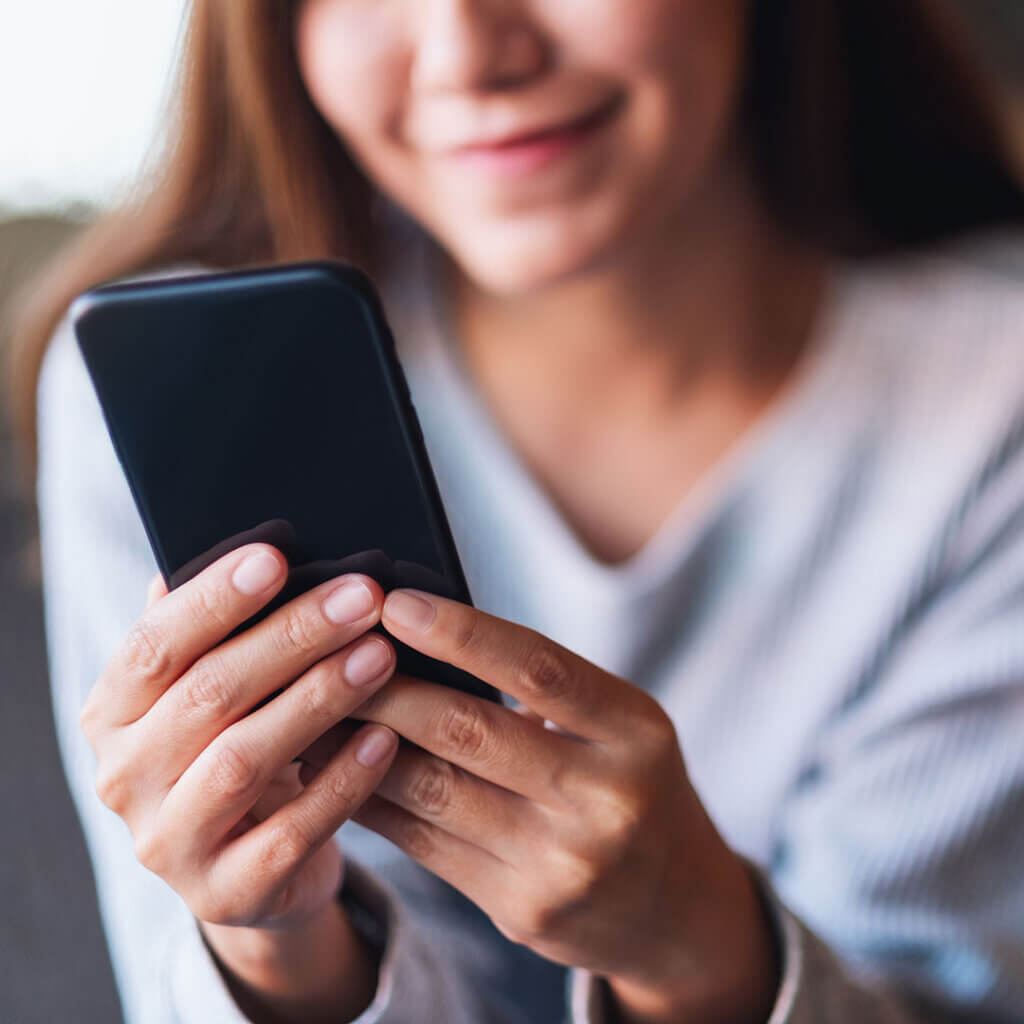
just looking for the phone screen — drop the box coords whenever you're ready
[73,262,495,702]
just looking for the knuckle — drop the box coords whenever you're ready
[318,760,364,812]
[279,606,321,658]
[550,844,603,906]
[297,662,341,723]
[509,896,568,944]
[187,584,234,637]
[180,657,236,720]
[396,815,436,862]
[603,793,643,848]
[121,619,172,685]
[133,829,168,875]
[94,762,130,814]
[266,816,315,869]
[189,877,232,926]
[207,739,262,801]
[190,894,228,926]
[638,705,678,761]
[589,777,645,845]
[78,695,102,739]
[495,915,531,947]
[519,641,573,702]
[407,759,457,817]
[438,701,489,761]
[544,755,580,805]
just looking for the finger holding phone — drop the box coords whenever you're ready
[78,542,399,1018]
[346,590,781,1024]
[70,262,507,1019]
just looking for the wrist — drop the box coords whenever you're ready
[607,859,780,1024]
[200,894,380,1024]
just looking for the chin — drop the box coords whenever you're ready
[440,208,631,297]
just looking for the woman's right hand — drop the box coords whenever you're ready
[78,542,400,934]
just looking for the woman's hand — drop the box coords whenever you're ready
[79,543,401,1021]
[343,590,780,1024]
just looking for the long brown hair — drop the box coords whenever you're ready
[8,0,1024,476]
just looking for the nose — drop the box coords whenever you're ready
[411,0,549,93]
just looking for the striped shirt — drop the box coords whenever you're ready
[36,233,1024,1022]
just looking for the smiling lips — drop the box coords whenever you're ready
[446,94,624,178]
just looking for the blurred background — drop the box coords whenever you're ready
[0,2,1021,1021]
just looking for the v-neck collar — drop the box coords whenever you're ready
[387,235,859,603]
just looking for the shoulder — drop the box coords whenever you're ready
[830,232,1024,457]
[838,231,1024,388]
[818,234,1024,577]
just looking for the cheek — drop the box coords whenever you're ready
[539,0,744,73]
[587,0,750,211]
[294,1,410,161]
[540,0,740,150]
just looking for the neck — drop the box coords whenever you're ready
[433,161,832,564]
[446,161,829,415]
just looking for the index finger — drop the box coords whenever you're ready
[91,544,287,726]
[381,590,647,741]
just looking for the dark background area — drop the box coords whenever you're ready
[0,5,1021,1022]
[0,214,123,1023]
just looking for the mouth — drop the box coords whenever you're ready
[455,93,625,152]
[446,93,625,177]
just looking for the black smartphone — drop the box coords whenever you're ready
[71,260,498,704]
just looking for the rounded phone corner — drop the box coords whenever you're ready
[68,290,102,337]
[300,260,381,305]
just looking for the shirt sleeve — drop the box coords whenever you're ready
[569,413,1024,1024]
[36,314,566,1024]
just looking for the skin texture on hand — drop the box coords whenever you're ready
[200,888,379,1024]
[310,587,782,1023]
[79,545,402,1023]
[196,762,381,1024]
[604,858,780,1023]
[88,546,776,1022]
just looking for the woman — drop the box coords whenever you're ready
[11,1,1024,1021]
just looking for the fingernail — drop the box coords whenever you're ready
[344,638,392,687]
[323,580,375,624]
[385,590,436,631]
[232,551,281,595]
[357,727,397,768]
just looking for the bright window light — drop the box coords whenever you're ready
[0,0,188,214]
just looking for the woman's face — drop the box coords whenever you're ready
[295,0,750,293]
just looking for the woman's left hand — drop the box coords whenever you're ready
[311,589,780,1024]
